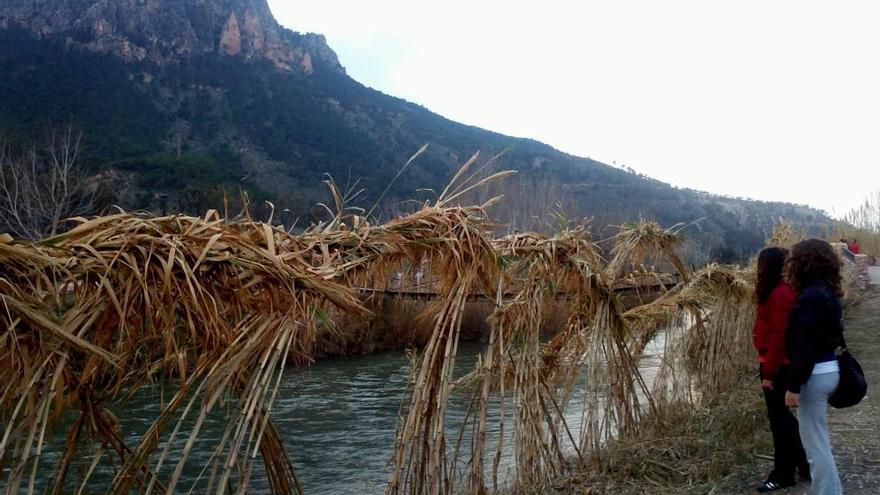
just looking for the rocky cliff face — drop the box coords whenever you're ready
[0,0,344,74]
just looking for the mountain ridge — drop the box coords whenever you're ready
[0,0,833,260]
[0,0,344,73]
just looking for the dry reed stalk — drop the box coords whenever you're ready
[465,221,756,494]
[383,206,500,495]
[452,224,667,493]
[491,230,600,491]
[1,167,760,495]
[677,264,755,395]
[767,221,804,249]
[1,211,367,494]
[493,279,558,490]
[467,275,506,495]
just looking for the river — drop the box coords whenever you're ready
[21,339,669,494]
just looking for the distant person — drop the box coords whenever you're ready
[784,239,844,494]
[753,247,809,492]
[850,238,861,254]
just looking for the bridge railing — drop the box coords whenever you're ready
[358,271,682,302]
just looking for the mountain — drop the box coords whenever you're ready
[0,0,344,72]
[0,0,833,261]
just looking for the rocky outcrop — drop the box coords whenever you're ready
[0,0,345,74]
[219,12,242,56]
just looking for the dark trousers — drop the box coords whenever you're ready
[761,365,809,480]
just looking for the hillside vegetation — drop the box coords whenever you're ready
[0,18,833,260]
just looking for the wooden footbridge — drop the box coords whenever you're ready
[356,273,681,303]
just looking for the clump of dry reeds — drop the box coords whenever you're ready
[766,220,804,249]
[397,218,758,495]
[1,212,366,494]
[1,154,761,495]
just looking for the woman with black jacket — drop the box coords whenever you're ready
[784,239,844,494]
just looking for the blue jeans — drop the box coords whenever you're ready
[798,371,842,494]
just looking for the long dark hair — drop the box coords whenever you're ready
[755,246,788,304]
[785,239,843,297]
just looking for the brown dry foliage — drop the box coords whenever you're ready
[1,157,758,494]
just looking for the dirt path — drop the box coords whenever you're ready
[714,290,880,494]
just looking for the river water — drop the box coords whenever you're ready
[21,340,668,494]
[276,343,536,494]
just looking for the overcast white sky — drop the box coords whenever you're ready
[268,1,879,217]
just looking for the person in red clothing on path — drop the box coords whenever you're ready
[850,238,861,254]
[753,247,810,492]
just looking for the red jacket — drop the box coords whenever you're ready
[753,282,796,380]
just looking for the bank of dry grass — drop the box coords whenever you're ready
[314,297,572,358]
[557,375,769,495]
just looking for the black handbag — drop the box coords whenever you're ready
[828,333,868,409]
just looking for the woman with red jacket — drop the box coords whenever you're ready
[753,247,809,492]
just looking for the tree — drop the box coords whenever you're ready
[0,127,94,240]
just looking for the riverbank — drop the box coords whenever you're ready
[553,376,770,494]
[313,298,570,358]
[558,289,880,495]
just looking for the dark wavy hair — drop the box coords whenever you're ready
[755,247,788,304]
[784,238,843,297]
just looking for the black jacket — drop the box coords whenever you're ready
[785,281,843,393]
